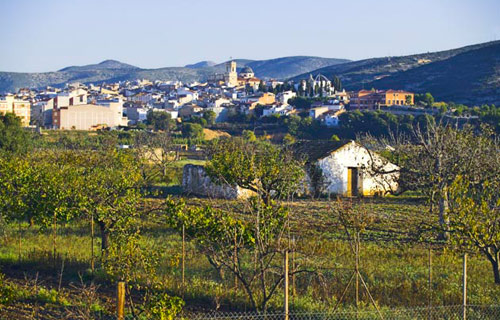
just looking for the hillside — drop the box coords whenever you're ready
[184,61,217,69]
[292,40,499,105]
[246,56,349,79]
[58,59,139,72]
[365,43,500,105]
[0,56,347,93]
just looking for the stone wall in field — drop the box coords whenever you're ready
[182,164,254,200]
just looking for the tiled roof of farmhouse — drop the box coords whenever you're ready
[291,140,351,162]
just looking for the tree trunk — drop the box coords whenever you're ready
[98,221,109,253]
[486,250,500,284]
[492,260,500,285]
[438,190,450,241]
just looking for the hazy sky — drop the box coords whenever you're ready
[1,0,499,72]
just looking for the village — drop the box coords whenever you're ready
[0,60,420,131]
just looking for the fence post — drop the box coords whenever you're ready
[428,245,432,320]
[463,253,467,320]
[284,249,289,320]
[117,281,125,320]
[182,224,185,294]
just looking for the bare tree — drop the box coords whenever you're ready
[359,123,493,240]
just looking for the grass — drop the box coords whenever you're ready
[1,196,500,319]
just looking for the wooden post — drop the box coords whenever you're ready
[182,224,185,292]
[292,238,296,302]
[117,281,125,320]
[18,221,22,263]
[284,249,289,320]
[355,234,359,310]
[91,213,95,274]
[234,226,237,290]
[53,212,57,268]
[428,245,432,320]
[463,253,467,320]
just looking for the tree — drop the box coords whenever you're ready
[147,111,175,132]
[0,113,31,155]
[405,95,413,105]
[448,176,500,284]
[283,133,296,145]
[181,123,204,140]
[205,138,305,204]
[258,81,265,93]
[203,110,217,126]
[367,123,494,240]
[424,93,435,107]
[166,197,293,311]
[242,130,257,142]
[79,149,145,252]
[134,131,177,185]
[332,75,342,92]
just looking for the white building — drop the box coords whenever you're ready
[277,91,296,105]
[296,140,399,196]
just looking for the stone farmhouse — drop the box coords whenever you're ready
[294,140,399,197]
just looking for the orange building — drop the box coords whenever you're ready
[350,89,413,109]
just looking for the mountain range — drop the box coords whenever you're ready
[292,41,499,105]
[0,41,498,105]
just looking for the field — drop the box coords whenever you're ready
[1,195,499,319]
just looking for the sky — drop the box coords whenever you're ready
[0,0,499,72]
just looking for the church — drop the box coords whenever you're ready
[207,61,261,88]
[207,61,238,87]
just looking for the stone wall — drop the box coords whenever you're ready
[182,164,254,199]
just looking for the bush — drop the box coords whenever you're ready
[147,292,185,320]
[0,273,23,305]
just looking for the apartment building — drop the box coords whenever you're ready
[0,95,31,126]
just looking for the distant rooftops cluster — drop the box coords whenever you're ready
[0,60,420,130]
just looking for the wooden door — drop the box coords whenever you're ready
[347,167,359,197]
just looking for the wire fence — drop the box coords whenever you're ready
[182,305,500,320]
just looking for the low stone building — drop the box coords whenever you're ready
[294,140,399,197]
[182,164,254,199]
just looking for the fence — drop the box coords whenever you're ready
[182,305,500,320]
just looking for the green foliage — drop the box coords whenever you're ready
[165,197,290,310]
[339,110,429,139]
[449,176,500,283]
[283,133,296,145]
[0,151,83,226]
[203,110,217,126]
[147,292,185,320]
[182,123,204,139]
[147,111,175,132]
[0,113,31,155]
[36,288,70,306]
[205,138,305,203]
[332,75,342,92]
[242,130,257,142]
[0,273,25,305]
[288,96,312,109]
